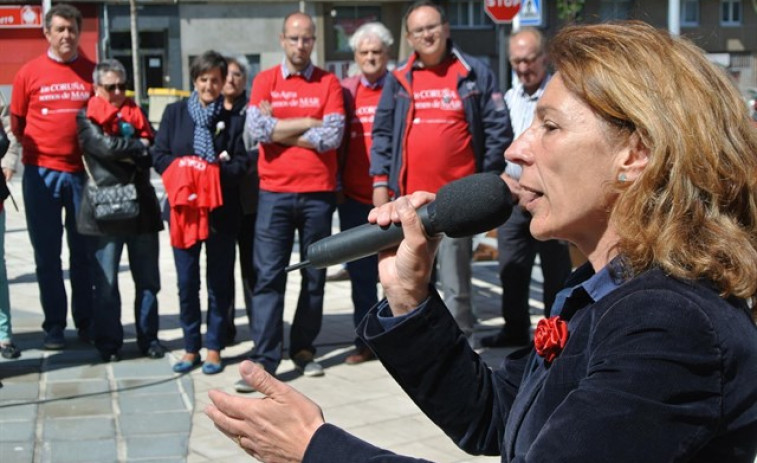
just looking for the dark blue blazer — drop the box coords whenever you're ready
[304,266,757,462]
[151,99,250,235]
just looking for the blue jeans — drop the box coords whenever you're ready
[251,191,335,373]
[0,210,12,343]
[337,198,378,348]
[23,166,93,334]
[92,233,160,354]
[173,229,235,353]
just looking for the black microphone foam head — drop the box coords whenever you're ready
[429,173,513,238]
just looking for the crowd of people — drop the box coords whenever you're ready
[4,2,757,460]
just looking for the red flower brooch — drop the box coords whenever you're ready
[534,316,569,363]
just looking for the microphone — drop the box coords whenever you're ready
[286,172,513,272]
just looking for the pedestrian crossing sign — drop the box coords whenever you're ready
[518,0,544,27]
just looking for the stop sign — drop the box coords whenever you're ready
[484,0,521,24]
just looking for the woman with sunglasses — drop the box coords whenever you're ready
[76,59,165,362]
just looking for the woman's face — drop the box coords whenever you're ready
[506,73,624,249]
[194,67,224,105]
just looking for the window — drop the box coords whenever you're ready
[331,6,381,53]
[681,0,699,26]
[599,0,631,21]
[448,0,492,28]
[720,0,742,26]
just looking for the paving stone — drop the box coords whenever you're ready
[45,379,110,399]
[117,378,183,396]
[44,363,108,381]
[112,358,175,378]
[119,393,188,414]
[40,438,118,463]
[0,402,37,420]
[40,396,112,418]
[119,411,191,435]
[0,441,34,463]
[0,420,34,442]
[0,381,39,400]
[43,416,115,440]
[125,434,189,459]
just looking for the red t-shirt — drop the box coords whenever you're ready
[11,54,95,172]
[343,83,382,205]
[403,57,475,195]
[162,157,223,249]
[250,65,343,193]
[85,97,154,140]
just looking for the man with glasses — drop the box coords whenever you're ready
[371,0,512,340]
[480,27,572,348]
[240,11,344,390]
[10,3,95,350]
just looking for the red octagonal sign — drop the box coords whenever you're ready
[484,0,521,24]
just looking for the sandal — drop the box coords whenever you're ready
[0,342,21,359]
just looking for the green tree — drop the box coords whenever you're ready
[556,0,585,22]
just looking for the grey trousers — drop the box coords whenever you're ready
[436,235,475,336]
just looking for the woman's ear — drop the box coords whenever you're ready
[617,132,649,182]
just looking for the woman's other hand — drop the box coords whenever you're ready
[205,361,325,463]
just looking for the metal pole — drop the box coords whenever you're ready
[498,24,512,92]
[668,0,680,36]
[129,0,142,104]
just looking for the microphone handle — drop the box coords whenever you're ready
[306,207,431,269]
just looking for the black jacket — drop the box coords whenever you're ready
[0,124,9,202]
[151,99,250,235]
[75,109,163,236]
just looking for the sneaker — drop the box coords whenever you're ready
[144,342,166,359]
[100,350,122,363]
[325,267,350,282]
[0,342,21,359]
[43,328,65,350]
[234,378,257,393]
[292,350,324,377]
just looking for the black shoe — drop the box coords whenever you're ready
[480,330,530,348]
[77,327,93,345]
[100,351,122,363]
[144,342,166,359]
[43,328,65,350]
[0,342,21,359]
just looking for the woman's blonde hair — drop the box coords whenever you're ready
[551,21,757,304]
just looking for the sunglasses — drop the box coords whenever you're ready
[102,83,127,92]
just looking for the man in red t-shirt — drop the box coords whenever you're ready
[370,1,512,340]
[238,12,344,390]
[336,22,395,365]
[10,3,95,350]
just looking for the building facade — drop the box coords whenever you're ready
[1,1,755,105]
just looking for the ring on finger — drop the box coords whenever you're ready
[235,435,243,448]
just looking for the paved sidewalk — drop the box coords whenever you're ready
[0,175,547,463]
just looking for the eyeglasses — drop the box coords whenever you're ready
[509,53,543,67]
[408,23,442,39]
[102,83,127,92]
[285,35,315,46]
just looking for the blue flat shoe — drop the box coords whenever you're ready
[201,360,224,375]
[172,355,201,373]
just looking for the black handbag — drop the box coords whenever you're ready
[87,183,140,221]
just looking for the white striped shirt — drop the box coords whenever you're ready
[503,74,551,180]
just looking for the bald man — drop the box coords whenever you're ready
[241,12,345,390]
